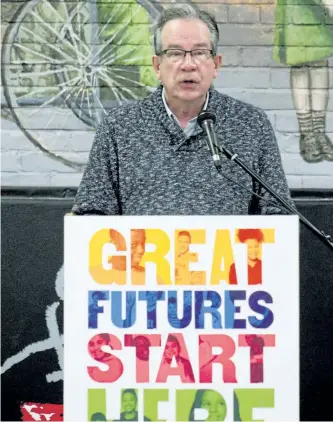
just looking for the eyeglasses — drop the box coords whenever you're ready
[159,49,214,63]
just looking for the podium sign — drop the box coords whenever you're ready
[64,215,299,421]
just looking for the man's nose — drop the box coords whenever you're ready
[180,52,197,68]
[136,244,144,254]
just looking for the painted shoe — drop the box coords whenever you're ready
[299,133,323,163]
[315,133,333,161]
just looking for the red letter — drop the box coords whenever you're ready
[156,334,195,383]
[199,334,237,383]
[125,334,161,382]
[87,333,123,382]
[239,334,275,383]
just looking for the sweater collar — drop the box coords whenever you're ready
[141,85,225,147]
[162,87,210,122]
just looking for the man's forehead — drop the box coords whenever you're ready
[161,18,211,45]
[131,230,146,241]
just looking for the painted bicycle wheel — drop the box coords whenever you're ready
[1,0,162,170]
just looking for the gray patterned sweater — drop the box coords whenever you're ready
[72,86,293,216]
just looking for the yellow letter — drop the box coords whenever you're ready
[210,229,234,285]
[141,229,171,285]
[175,229,206,285]
[89,229,127,285]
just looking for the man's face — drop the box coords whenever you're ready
[122,392,136,413]
[245,239,260,261]
[88,335,108,361]
[178,235,191,255]
[131,230,146,267]
[164,340,180,360]
[152,18,221,105]
[146,291,158,304]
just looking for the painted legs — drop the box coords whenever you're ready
[291,60,333,162]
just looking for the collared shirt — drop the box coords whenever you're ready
[162,88,209,139]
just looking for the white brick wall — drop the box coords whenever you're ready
[1,1,333,189]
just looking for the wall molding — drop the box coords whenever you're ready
[1,188,332,204]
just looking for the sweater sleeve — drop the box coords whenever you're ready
[251,111,296,215]
[72,115,121,215]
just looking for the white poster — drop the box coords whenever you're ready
[64,215,299,422]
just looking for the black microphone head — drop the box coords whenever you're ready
[197,110,216,128]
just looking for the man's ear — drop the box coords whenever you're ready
[214,54,222,70]
[152,55,161,79]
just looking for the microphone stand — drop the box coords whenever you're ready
[219,144,333,252]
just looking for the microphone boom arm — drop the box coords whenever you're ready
[219,143,333,251]
[197,109,333,251]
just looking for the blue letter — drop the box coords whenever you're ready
[139,291,165,329]
[88,290,109,329]
[225,290,246,329]
[195,291,222,328]
[248,291,273,328]
[111,291,136,328]
[167,291,192,328]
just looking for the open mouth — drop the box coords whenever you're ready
[181,80,197,84]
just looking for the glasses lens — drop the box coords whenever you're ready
[166,49,184,61]
[192,49,211,61]
[164,49,212,62]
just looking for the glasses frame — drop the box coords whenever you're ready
[158,48,214,62]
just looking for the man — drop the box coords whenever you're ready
[156,335,195,382]
[175,231,193,284]
[175,231,205,284]
[105,229,164,286]
[107,228,145,285]
[72,5,292,216]
[177,231,192,256]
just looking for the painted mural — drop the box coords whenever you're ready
[1,0,163,170]
[1,0,333,183]
[273,0,333,163]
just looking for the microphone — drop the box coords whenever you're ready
[197,111,221,169]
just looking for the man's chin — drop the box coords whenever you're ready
[132,264,145,272]
[178,90,201,100]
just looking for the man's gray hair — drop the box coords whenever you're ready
[153,5,219,56]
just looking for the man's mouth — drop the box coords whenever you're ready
[181,80,197,84]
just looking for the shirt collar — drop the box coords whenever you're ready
[162,87,209,122]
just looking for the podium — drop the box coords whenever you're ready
[64,215,299,421]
